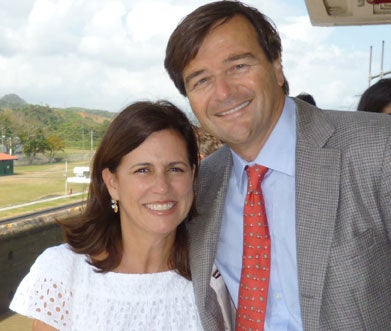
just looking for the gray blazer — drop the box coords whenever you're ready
[188,99,391,331]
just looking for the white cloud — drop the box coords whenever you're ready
[277,14,370,110]
[125,2,184,42]
[0,0,389,113]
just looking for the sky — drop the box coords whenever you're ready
[0,0,390,116]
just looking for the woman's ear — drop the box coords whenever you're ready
[102,168,119,200]
[191,166,196,181]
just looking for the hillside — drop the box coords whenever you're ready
[0,94,27,108]
[61,107,114,124]
[0,94,113,152]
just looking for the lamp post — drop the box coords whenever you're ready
[8,137,12,155]
[368,40,391,86]
[1,126,4,152]
[64,159,68,196]
[90,129,93,153]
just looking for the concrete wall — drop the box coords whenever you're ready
[0,207,82,314]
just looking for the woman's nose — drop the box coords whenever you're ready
[153,174,170,193]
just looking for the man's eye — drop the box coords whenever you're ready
[135,168,149,174]
[234,63,248,70]
[193,77,208,89]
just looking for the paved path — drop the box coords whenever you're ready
[0,192,84,212]
[0,312,32,331]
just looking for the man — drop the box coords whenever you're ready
[165,1,391,330]
[296,92,317,106]
[357,78,391,114]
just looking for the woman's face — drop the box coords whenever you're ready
[103,129,195,242]
[383,103,391,114]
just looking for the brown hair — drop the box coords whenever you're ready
[165,0,289,96]
[60,100,199,280]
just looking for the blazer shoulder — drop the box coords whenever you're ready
[324,110,391,148]
[295,101,391,149]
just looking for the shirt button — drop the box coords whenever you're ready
[274,293,280,299]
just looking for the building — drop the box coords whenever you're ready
[0,153,18,176]
[305,0,391,26]
[67,166,91,184]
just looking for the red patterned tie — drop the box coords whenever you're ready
[236,164,270,331]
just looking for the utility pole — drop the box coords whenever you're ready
[368,40,391,86]
[90,130,93,152]
[1,127,4,151]
[8,137,12,155]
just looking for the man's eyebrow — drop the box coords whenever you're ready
[224,52,256,63]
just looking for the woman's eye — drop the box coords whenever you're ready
[170,167,185,173]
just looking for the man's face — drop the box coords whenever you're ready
[182,15,286,161]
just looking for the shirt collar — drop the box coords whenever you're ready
[231,96,297,190]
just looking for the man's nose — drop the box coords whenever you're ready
[213,75,235,100]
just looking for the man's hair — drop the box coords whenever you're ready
[165,0,289,96]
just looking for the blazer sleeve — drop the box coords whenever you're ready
[380,134,391,242]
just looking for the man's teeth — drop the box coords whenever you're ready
[220,101,250,116]
[146,202,174,211]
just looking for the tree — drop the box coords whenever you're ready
[46,135,65,162]
[21,129,49,164]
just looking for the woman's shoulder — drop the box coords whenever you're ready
[9,244,86,325]
[37,243,74,259]
[32,243,85,275]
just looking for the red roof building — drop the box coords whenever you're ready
[0,152,18,176]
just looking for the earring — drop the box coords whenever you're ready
[111,199,118,213]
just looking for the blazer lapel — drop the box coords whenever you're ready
[295,102,341,330]
[188,146,233,329]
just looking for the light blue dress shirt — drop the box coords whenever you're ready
[215,97,303,331]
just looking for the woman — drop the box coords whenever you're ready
[357,78,391,114]
[10,100,203,330]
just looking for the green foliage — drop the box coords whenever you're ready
[46,135,65,162]
[0,94,112,162]
[20,128,50,164]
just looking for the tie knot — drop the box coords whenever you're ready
[245,164,268,191]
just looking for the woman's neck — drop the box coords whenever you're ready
[116,233,175,274]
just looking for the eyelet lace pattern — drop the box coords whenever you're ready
[10,244,203,331]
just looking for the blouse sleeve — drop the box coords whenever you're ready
[9,245,73,329]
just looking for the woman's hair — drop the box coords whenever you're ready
[357,78,391,113]
[165,0,289,96]
[60,100,199,280]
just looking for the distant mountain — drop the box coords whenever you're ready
[0,94,27,108]
[0,94,113,150]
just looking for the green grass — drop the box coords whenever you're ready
[0,151,92,220]
[0,195,87,219]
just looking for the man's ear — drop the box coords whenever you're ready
[102,168,119,200]
[272,56,285,88]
